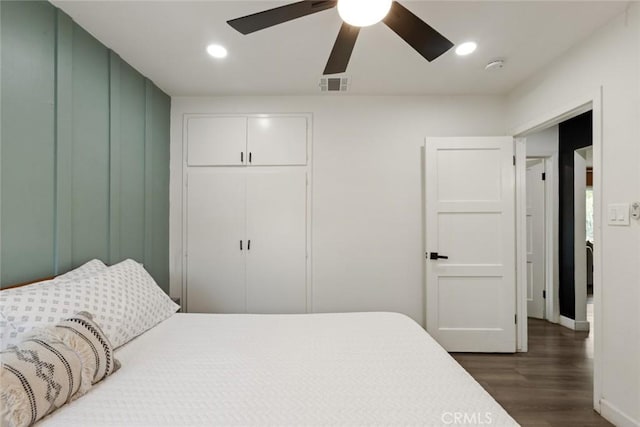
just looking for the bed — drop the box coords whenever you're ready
[2,261,518,426]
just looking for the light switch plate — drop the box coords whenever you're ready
[608,203,630,226]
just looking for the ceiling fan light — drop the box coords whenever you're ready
[338,0,392,27]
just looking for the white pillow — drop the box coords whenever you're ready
[0,259,178,349]
[55,259,108,282]
[0,259,108,350]
[101,259,179,347]
[0,277,118,350]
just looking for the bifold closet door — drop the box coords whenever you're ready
[186,169,246,313]
[246,170,307,313]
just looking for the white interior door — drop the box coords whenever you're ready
[245,170,307,313]
[526,159,546,319]
[247,117,307,166]
[187,117,247,166]
[186,169,246,313]
[425,136,516,353]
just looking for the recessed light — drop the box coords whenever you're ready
[455,41,477,56]
[206,44,228,59]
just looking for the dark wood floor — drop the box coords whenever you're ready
[452,318,612,427]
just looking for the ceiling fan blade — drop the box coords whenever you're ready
[228,0,337,35]
[323,23,360,75]
[382,1,454,62]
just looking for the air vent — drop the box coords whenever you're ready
[319,77,349,92]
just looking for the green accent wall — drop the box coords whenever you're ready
[1,1,171,292]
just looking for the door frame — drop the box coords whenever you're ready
[572,148,590,332]
[512,88,603,412]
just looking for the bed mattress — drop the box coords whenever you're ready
[38,312,518,426]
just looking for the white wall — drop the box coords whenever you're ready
[508,4,640,425]
[526,125,558,157]
[170,96,507,326]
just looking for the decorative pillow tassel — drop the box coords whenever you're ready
[0,377,33,427]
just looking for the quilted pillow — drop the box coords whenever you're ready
[0,312,120,427]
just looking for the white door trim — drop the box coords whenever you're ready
[574,149,589,331]
[514,138,527,352]
[543,155,559,324]
[512,87,603,413]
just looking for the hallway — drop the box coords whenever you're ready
[452,318,610,426]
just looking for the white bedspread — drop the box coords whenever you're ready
[39,312,518,426]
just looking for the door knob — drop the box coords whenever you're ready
[429,252,449,260]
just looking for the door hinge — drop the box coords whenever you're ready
[515,314,517,324]
[513,156,516,166]
[543,290,546,299]
[542,172,546,181]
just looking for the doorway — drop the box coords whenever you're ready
[514,93,603,412]
[522,113,594,329]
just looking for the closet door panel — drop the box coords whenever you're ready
[186,169,246,313]
[247,117,307,166]
[246,170,307,313]
[187,117,247,166]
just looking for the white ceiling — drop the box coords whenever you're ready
[52,1,629,96]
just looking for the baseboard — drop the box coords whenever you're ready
[574,320,590,332]
[559,316,590,331]
[559,315,575,330]
[600,399,640,427]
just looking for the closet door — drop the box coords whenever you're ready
[187,117,247,166]
[186,169,246,313]
[247,117,307,166]
[245,170,307,313]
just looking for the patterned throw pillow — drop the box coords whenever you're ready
[50,311,120,385]
[0,260,179,349]
[0,312,119,427]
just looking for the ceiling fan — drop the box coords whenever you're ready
[227,0,454,75]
